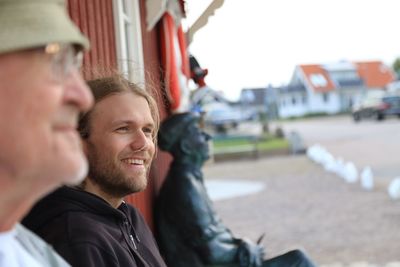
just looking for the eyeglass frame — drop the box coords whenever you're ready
[42,42,84,83]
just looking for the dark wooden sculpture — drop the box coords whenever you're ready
[155,112,316,267]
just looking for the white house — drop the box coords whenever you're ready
[278,60,396,118]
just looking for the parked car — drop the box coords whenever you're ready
[352,91,400,121]
[380,95,400,117]
[204,104,244,133]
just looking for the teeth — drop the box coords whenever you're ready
[123,159,144,165]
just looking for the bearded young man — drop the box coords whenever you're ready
[23,76,167,267]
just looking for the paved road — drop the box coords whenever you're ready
[203,116,400,266]
[272,115,400,184]
[204,156,400,266]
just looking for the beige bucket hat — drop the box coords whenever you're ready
[0,0,89,54]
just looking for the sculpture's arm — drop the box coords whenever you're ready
[176,178,264,265]
[161,173,264,266]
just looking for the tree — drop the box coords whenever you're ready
[392,58,400,78]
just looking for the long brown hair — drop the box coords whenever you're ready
[78,75,160,144]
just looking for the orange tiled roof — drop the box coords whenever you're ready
[299,64,336,93]
[354,61,395,88]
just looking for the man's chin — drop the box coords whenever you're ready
[54,131,88,184]
[127,175,148,193]
[63,153,89,185]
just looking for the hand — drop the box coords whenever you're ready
[236,238,265,267]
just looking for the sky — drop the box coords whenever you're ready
[184,0,400,101]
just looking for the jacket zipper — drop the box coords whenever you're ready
[122,211,151,267]
[129,234,137,250]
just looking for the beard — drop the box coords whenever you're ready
[86,149,149,198]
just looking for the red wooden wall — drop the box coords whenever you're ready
[123,0,172,230]
[67,0,171,229]
[68,0,117,78]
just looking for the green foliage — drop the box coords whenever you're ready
[278,112,330,121]
[255,138,289,150]
[393,58,400,77]
[212,134,289,152]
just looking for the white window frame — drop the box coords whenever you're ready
[113,0,145,86]
[310,74,327,87]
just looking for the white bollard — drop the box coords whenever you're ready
[344,162,358,183]
[335,157,346,179]
[388,177,400,200]
[360,166,374,191]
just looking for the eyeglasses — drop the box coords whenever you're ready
[44,43,83,83]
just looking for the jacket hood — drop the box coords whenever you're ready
[22,186,126,232]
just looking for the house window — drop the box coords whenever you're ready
[310,74,327,87]
[113,0,145,86]
[322,93,329,102]
[330,70,358,81]
[291,96,296,105]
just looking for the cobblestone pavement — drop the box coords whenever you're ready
[203,155,400,267]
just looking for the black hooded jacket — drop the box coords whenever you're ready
[22,186,167,267]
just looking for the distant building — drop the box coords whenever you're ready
[386,80,400,94]
[240,86,279,119]
[190,86,232,112]
[240,87,267,112]
[280,60,395,118]
[240,60,396,119]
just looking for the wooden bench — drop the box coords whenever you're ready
[210,135,262,161]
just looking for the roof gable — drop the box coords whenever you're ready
[354,61,395,88]
[295,60,395,93]
[299,64,336,93]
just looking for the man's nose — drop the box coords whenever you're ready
[63,70,94,111]
[130,131,151,152]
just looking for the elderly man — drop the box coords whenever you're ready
[0,0,93,266]
[155,112,316,267]
[23,76,167,267]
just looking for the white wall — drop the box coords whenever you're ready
[278,93,309,118]
[308,91,341,114]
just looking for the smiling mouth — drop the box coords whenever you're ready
[122,158,145,165]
